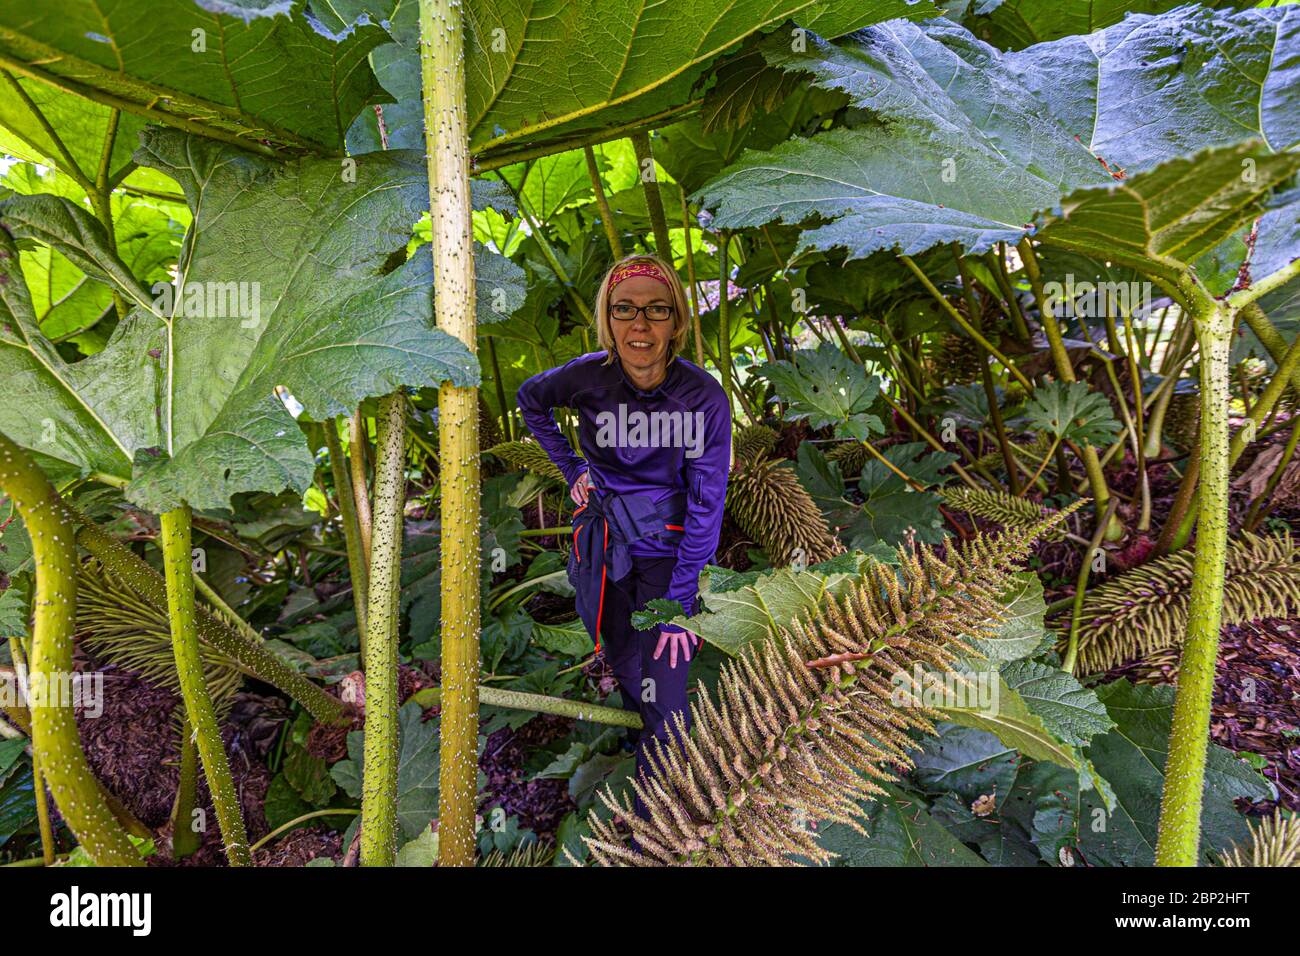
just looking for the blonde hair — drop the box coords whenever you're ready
[593,253,691,365]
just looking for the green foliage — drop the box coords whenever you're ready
[1023,381,1121,447]
[695,6,1299,259]
[331,702,444,842]
[1079,682,1271,867]
[756,342,884,439]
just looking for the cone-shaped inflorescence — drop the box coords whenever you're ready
[486,439,568,482]
[1071,532,1300,673]
[732,424,779,465]
[77,560,244,719]
[727,453,842,567]
[1219,811,1300,868]
[940,487,1066,542]
[826,440,868,475]
[583,503,1082,866]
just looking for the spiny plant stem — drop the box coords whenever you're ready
[1018,239,1118,537]
[359,393,407,867]
[585,144,624,258]
[631,131,672,255]
[411,685,644,728]
[1155,286,1233,867]
[73,517,345,725]
[0,431,140,865]
[420,0,480,870]
[159,506,250,867]
[325,418,369,652]
[169,715,201,859]
[349,409,374,561]
[1063,498,1120,674]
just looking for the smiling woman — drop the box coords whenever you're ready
[516,254,732,818]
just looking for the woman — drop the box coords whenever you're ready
[517,254,731,804]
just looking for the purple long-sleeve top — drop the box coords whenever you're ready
[517,352,731,624]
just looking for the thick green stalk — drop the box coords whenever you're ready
[682,185,705,366]
[420,0,481,868]
[1244,413,1300,530]
[411,685,643,729]
[12,636,56,865]
[1154,287,1233,867]
[169,716,201,859]
[160,506,250,867]
[348,410,374,561]
[325,419,369,650]
[73,518,345,724]
[1165,331,1300,549]
[718,230,733,407]
[1018,239,1118,538]
[585,145,624,259]
[630,131,672,255]
[359,393,407,867]
[0,431,140,865]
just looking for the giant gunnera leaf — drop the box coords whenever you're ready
[0,126,515,514]
[696,6,1300,260]
[0,0,391,157]
[318,0,943,162]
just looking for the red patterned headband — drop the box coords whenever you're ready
[609,262,670,289]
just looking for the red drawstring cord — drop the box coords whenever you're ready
[594,518,608,655]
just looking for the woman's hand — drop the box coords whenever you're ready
[653,627,700,670]
[570,470,593,506]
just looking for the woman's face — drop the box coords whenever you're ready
[609,275,674,379]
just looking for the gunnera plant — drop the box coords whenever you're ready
[732,424,780,465]
[727,453,842,566]
[77,559,245,718]
[940,487,1066,542]
[1219,811,1300,867]
[1071,532,1300,673]
[581,504,1081,866]
[485,439,568,482]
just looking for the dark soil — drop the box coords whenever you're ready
[480,713,577,840]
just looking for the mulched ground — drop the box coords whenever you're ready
[480,712,578,840]
[1108,617,1300,815]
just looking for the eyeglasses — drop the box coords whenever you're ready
[610,303,674,322]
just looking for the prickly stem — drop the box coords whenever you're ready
[0,430,141,865]
[159,505,251,866]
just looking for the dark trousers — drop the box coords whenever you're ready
[599,554,693,818]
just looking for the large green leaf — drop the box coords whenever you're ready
[1079,680,1272,867]
[999,658,1114,749]
[1023,380,1122,447]
[0,0,390,157]
[331,701,442,840]
[963,572,1048,665]
[0,127,495,513]
[673,560,867,655]
[814,782,987,866]
[757,342,885,439]
[696,6,1300,260]
[3,162,188,350]
[1034,140,1300,281]
[323,0,941,162]
[962,0,1238,51]
[937,671,1079,771]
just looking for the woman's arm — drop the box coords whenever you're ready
[516,357,590,487]
[661,389,732,629]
